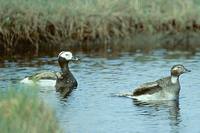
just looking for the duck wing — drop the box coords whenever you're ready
[133,81,162,96]
[28,71,59,81]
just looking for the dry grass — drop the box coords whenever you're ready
[0,0,200,56]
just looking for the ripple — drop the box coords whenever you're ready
[1,52,200,133]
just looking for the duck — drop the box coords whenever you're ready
[20,51,79,97]
[55,51,79,97]
[122,64,190,101]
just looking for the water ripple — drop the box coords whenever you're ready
[0,52,200,133]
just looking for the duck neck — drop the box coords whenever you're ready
[171,75,179,84]
[61,63,72,77]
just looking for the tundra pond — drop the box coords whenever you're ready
[0,50,200,133]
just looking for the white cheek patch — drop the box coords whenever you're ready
[172,67,179,71]
[171,76,178,84]
[59,51,73,60]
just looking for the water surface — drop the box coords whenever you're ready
[0,51,200,133]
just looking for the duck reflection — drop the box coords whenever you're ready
[133,99,181,132]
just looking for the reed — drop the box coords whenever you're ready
[0,0,200,56]
[0,86,62,133]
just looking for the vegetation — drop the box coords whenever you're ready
[0,0,200,56]
[0,86,62,133]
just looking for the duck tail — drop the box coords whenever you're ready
[113,92,133,97]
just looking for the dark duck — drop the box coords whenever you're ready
[55,51,79,97]
[20,51,79,98]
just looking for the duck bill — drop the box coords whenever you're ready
[70,56,80,63]
[184,68,191,73]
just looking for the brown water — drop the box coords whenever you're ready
[0,50,200,133]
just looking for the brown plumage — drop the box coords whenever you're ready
[132,64,190,100]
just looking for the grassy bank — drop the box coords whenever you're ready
[0,0,200,56]
[0,87,62,133]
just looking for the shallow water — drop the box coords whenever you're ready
[0,50,200,133]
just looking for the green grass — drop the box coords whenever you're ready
[0,0,200,56]
[0,86,62,133]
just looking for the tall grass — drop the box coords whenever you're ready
[0,0,200,56]
[0,87,62,133]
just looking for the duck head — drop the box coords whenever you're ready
[171,64,191,77]
[58,51,79,71]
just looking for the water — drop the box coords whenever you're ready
[0,50,200,133]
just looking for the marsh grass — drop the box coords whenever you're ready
[0,86,62,133]
[0,0,200,56]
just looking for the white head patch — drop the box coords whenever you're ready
[172,67,179,71]
[59,51,73,60]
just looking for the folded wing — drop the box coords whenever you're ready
[133,81,162,96]
[28,71,60,81]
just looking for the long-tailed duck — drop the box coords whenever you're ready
[20,51,79,97]
[120,64,190,101]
